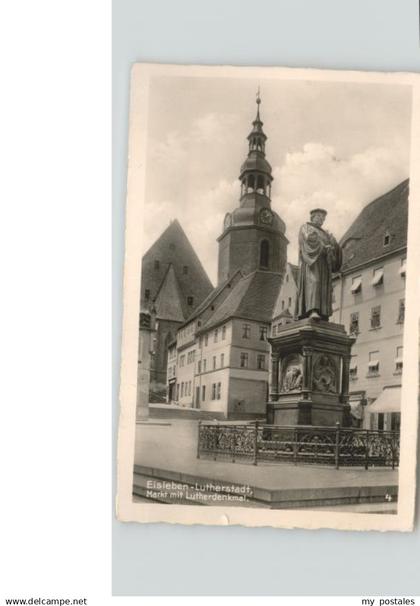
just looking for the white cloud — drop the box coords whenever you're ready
[273,142,408,264]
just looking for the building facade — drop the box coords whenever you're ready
[166,96,287,418]
[331,179,408,430]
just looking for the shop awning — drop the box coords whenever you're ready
[367,386,401,414]
[350,277,362,293]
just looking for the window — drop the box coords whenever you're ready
[377,413,385,431]
[154,260,160,270]
[169,243,176,251]
[260,239,270,268]
[281,300,285,310]
[222,325,226,340]
[204,334,208,346]
[183,265,189,274]
[214,328,218,343]
[202,385,206,402]
[187,296,194,306]
[213,356,216,370]
[370,306,381,329]
[242,323,251,339]
[391,413,400,432]
[145,289,150,301]
[211,383,217,400]
[383,231,390,246]
[188,381,192,396]
[179,355,185,367]
[286,274,289,283]
[198,337,202,349]
[288,297,292,307]
[203,359,207,372]
[399,257,406,277]
[181,382,184,397]
[349,312,359,336]
[259,325,268,341]
[351,276,362,294]
[220,353,224,367]
[397,299,405,324]
[240,352,249,368]
[257,354,266,370]
[349,356,358,380]
[371,267,384,287]
[368,351,380,376]
[216,382,222,400]
[395,346,403,374]
[197,360,201,374]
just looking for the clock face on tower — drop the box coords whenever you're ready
[224,213,232,230]
[260,208,273,225]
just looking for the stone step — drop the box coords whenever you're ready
[133,464,398,509]
[132,473,271,508]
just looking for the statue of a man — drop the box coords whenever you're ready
[295,208,342,321]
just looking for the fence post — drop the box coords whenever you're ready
[335,422,340,469]
[197,421,201,459]
[293,427,298,465]
[232,425,236,463]
[391,433,395,470]
[365,430,369,470]
[253,421,258,465]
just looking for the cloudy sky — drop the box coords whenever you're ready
[142,75,412,285]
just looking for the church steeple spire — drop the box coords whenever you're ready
[239,91,273,202]
[216,93,287,285]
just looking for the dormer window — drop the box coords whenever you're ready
[183,266,189,275]
[383,231,391,246]
[154,260,160,270]
[145,289,150,301]
[187,296,194,306]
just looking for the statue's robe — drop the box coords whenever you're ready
[295,222,342,320]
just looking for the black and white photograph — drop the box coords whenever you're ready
[117,64,420,532]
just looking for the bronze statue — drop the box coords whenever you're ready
[295,208,342,321]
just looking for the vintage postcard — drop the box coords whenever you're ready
[117,63,420,531]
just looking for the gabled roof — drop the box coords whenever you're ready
[340,179,409,272]
[153,264,185,322]
[198,270,282,332]
[183,269,243,326]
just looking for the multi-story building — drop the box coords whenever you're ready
[331,179,408,430]
[166,96,288,418]
[140,219,213,400]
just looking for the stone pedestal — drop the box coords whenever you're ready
[267,318,355,427]
[136,309,156,422]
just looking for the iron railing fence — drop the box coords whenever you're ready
[197,421,400,469]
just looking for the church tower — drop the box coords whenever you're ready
[217,93,288,285]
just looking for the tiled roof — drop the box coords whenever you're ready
[340,179,409,272]
[199,270,282,331]
[153,264,185,322]
[141,219,213,319]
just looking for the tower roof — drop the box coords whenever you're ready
[141,219,213,318]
